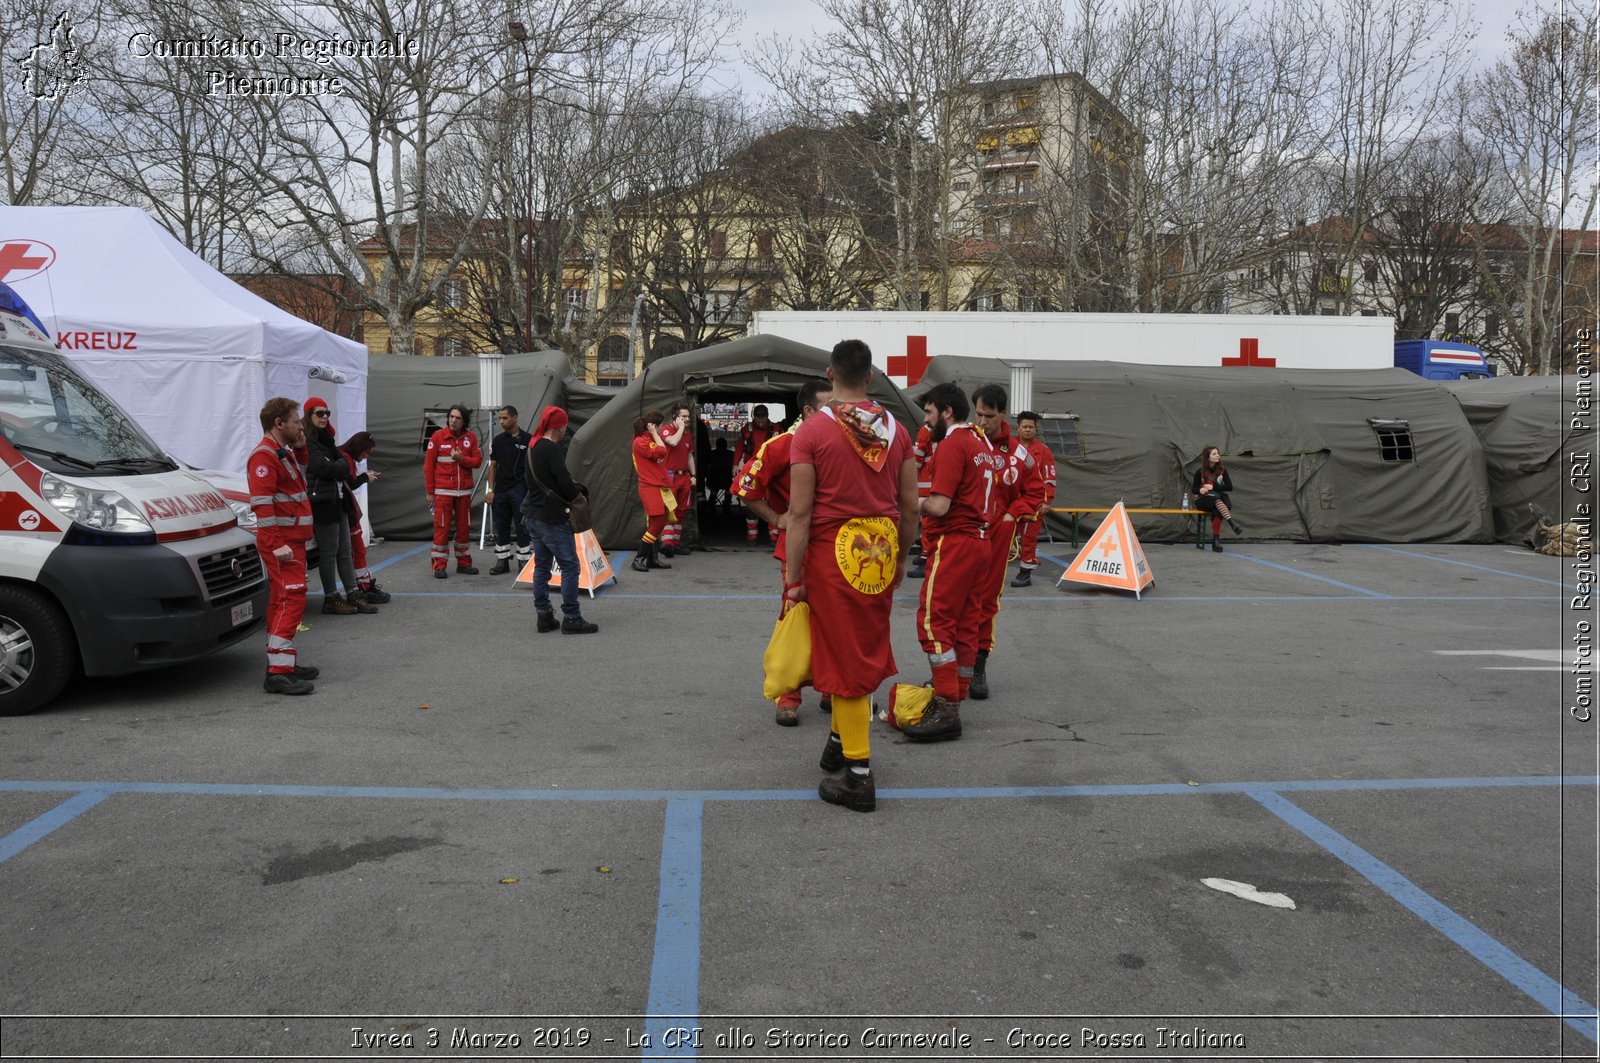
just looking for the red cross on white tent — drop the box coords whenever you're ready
[885,335,933,386]
[1058,501,1154,598]
[0,241,53,283]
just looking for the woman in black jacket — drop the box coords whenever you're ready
[1192,444,1242,552]
[302,398,377,613]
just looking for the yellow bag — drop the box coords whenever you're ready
[761,602,812,702]
[884,683,934,729]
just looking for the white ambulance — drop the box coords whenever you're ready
[0,281,267,715]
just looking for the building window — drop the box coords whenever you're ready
[709,230,727,257]
[1369,418,1415,463]
[1485,314,1499,339]
[440,278,466,310]
[952,179,971,192]
[434,336,466,357]
[1445,312,1460,333]
[756,230,774,260]
[1363,260,1378,284]
[597,334,631,377]
[919,291,931,311]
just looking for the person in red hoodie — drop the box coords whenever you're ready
[423,404,482,578]
[733,377,832,726]
[248,397,317,696]
[970,383,1043,700]
[630,411,675,573]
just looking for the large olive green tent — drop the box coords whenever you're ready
[363,350,611,539]
[1445,375,1592,543]
[909,357,1494,544]
[565,334,922,549]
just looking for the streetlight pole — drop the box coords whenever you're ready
[508,20,535,351]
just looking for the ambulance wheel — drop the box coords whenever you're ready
[0,586,76,716]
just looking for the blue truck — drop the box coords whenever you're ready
[1393,339,1495,380]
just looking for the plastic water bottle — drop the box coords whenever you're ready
[1181,491,1190,510]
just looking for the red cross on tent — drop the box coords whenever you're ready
[1221,337,1276,368]
[886,335,933,385]
[0,242,51,283]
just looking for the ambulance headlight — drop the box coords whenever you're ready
[39,474,154,533]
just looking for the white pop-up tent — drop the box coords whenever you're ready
[0,205,367,471]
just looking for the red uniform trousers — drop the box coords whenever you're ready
[975,518,1017,653]
[1016,516,1043,569]
[803,519,899,698]
[259,542,308,675]
[431,493,474,571]
[916,530,990,682]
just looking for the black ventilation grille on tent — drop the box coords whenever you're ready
[1368,418,1415,463]
[1038,413,1083,459]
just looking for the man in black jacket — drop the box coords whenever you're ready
[522,406,599,634]
[485,405,534,576]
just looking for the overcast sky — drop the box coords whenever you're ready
[717,0,1543,95]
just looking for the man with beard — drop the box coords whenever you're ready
[248,397,318,695]
[901,383,998,743]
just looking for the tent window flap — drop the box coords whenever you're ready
[1368,418,1416,463]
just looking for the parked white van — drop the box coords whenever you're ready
[0,281,267,715]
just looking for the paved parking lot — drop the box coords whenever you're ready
[1,538,1595,1060]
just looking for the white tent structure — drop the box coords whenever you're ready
[0,205,367,471]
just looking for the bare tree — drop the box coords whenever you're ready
[1466,3,1599,374]
[753,0,1039,310]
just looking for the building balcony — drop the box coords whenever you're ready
[980,153,1041,172]
[976,190,1040,209]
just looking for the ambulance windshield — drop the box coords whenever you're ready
[0,343,176,475]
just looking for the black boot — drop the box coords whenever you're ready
[969,651,990,701]
[1228,518,1243,535]
[1212,535,1224,552]
[488,559,511,575]
[536,611,560,633]
[902,695,962,742]
[561,615,599,634]
[646,543,672,569]
[1010,566,1032,588]
[631,546,651,573]
[819,732,845,772]
[818,760,876,812]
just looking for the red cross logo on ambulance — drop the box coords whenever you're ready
[17,510,41,531]
[0,240,56,283]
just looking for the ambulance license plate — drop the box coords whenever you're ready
[230,600,254,626]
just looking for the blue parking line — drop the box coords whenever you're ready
[1247,787,1598,1042]
[0,789,112,864]
[643,798,703,1061]
[2,775,1593,803]
[1222,552,1393,598]
[1360,544,1568,587]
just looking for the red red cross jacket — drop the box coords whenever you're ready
[424,428,482,497]
[247,435,314,551]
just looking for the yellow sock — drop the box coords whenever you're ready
[834,695,871,762]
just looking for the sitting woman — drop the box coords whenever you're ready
[1192,444,1242,551]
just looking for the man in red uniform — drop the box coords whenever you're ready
[248,397,317,696]
[786,341,918,813]
[630,411,676,573]
[659,402,696,557]
[901,383,998,742]
[734,404,778,545]
[733,377,832,726]
[970,383,1043,700]
[907,419,936,579]
[423,404,482,578]
[1009,411,1057,588]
